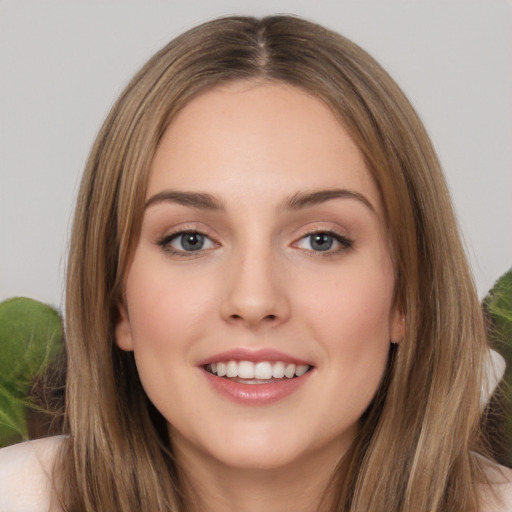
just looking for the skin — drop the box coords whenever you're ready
[115,81,404,512]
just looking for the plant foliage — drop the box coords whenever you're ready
[0,297,63,447]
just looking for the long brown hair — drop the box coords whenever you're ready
[60,15,489,511]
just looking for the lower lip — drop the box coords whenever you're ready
[201,368,313,405]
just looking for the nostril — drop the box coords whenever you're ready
[229,313,277,322]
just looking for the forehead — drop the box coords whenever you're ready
[147,81,381,213]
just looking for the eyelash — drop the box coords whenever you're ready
[293,230,354,256]
[156,229,216,257]
[156,229,354,257]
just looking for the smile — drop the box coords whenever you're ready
[205,360,311,382]
[200,351,314,405]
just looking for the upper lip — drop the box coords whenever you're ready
[197,348,313,367]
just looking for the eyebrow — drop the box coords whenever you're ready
[285,188,375,213]
[144,188,375,213]
[145,191,225,211]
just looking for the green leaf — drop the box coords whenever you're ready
[0,297,63,447]
[0,297,63,389]
[484,268,512,350]
[483,268,512,467]
[0,384,27,446]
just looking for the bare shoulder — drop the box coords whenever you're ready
[479,461,512,512]
[0,436,65,512]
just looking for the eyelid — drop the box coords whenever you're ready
[291,228,354,255]
[155,224,219,257]
[153,222,353,257]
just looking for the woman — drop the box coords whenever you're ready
[0,15,510,512]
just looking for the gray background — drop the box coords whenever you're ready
[1,0,511,310]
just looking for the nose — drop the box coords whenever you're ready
[220,246,291,329]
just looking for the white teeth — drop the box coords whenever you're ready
[284,364,296,378]
[217,362,226,377]
[238,361,255,379]
[207,360,311,380]
[295,365,309,377]
[272,361,285,378]
[226,360,238,378]
[254,361,273,379]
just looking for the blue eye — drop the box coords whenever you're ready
[158,231,215,254]
[295,231,353,253]
[178,233,205,251]
[309,233,334,251]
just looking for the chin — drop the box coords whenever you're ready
[183,420,353,474]
[216,443,304,471]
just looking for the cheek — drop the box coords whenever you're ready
[300,260,394,342]
[125,260,218,352]
[296,254,395,390]
[123,259,220,416]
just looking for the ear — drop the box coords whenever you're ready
[115,303,134,351]
[390,308,405,344]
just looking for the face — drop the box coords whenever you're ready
[115,81,404,475]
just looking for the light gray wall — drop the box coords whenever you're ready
[1,0,511,310]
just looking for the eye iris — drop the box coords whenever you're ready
[310,233,333,251]
[181,233,204,251]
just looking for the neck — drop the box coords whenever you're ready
[174,437,346,512]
